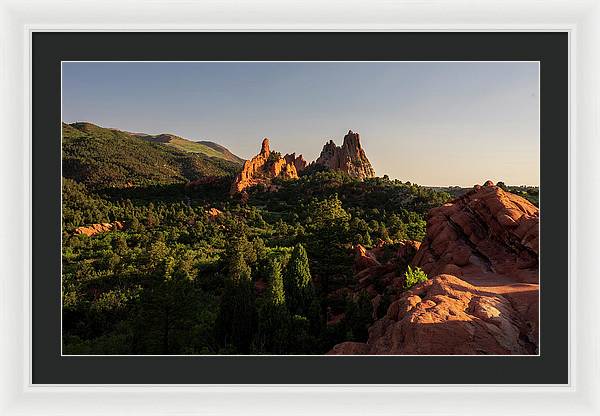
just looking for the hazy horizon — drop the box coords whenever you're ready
[62,62,540,187]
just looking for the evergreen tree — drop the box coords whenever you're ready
[266,258,286,306]
[216,249,256,353]
[305,195,352,295]
[284,243,315,316]
[254,258,289,354]
[133,244,198,354]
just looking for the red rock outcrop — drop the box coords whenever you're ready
[328,183,539,355]
[268,157,298,179]
[207,208,222,219]
[313,130,375,179]
[412,182,539,282]
[329,274,538,355]
[74,221,124,237]
[230,138,299,194]
[354,244,381,272]
[284,153,307,173]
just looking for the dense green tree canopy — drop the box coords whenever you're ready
[61,123,537,354]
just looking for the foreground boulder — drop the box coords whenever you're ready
[329,274,538,355]
[313,130,376,179]
[329,183,539,355]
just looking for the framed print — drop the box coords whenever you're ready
[1,0,599,415]
[32,31,564,384]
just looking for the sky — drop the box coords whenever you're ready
[62,61,539,187]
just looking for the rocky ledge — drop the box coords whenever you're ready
[329,182,539,355]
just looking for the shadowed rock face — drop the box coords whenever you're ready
[328,183,539,355]
[284,153,307,173]
[230,138,300,194]
[314,130,376,179]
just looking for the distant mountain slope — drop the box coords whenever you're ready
[132,132,244,164]
[197,140,245,164]
[62,122,240,188]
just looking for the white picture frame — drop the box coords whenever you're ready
[1,0,598,414]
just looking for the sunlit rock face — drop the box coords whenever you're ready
[314,130,376,179]
[230,138,299,194]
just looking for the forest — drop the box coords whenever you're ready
[61,122,537,354]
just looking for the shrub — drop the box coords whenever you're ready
[404,265,428,290]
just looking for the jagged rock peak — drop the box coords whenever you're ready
[284,153,307,173]
[230,137,299,194]
[314,130,375,179]
[260,138,270,156]
[342,130,360,148]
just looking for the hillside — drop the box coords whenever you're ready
[132,133,244,164]
[62,122,241,188]
[197,141,245,164]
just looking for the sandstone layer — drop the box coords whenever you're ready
[329,273,539,355]
[412,182,539,281]
[329,182,539,355]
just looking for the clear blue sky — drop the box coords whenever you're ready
[62,62,539,186]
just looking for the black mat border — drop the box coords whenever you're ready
[32,32,568,384]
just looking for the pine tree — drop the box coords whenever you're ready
[266,258,286,306]
[305,195,352,295]
[228,251,251,283]
[254,258,289,354]
[216,249,256,353]
[283,244,322,345]
[284,243,314,315]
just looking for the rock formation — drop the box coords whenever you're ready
[412,181,539,282]
[207,208,223,219]
[230,138,299,194]
[328,182,539,355]
[284,153,307,173]
[74,221,124,237]
[230,131,375,193]
[329,273,538,355]
[313,130,375,179]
